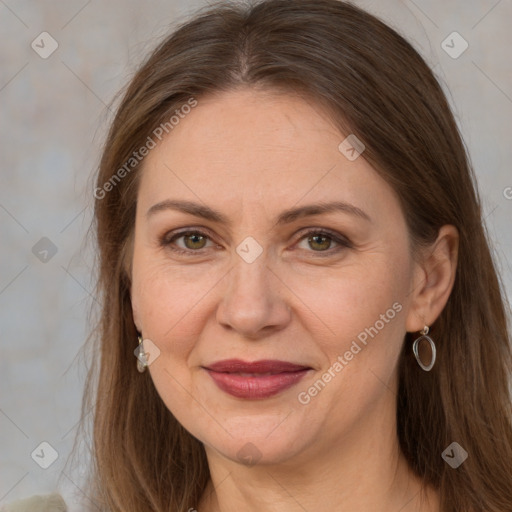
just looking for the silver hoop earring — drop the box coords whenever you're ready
[412,326,436,371]
[136,334,147,373]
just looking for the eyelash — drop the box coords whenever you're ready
[158,227,352,257]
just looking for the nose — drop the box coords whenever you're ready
[216,253,292,339]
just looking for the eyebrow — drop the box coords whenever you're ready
[146,199,371,225]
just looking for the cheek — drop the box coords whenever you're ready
[289,250,410,354]
[131,254,217,355]
[294,262,409,436]
[292,248,411,424]
[133,239,411,356]
[131,260,208,412]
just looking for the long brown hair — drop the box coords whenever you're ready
[79,1,512,510]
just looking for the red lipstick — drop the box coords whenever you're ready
[203,359,311,399]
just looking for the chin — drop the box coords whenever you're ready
[197,413,315,467]
[209,434,306,467]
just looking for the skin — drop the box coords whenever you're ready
[130,87,458,512]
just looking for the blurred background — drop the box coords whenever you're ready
[1,0,511,510]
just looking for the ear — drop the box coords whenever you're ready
[123,230,142,333]
[131,289,142,334]
[405,224,459,332]
[129,275,144,334]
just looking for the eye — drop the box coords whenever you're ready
[159,227,352,257]
[294,228,352,256]
[159,229,216,255]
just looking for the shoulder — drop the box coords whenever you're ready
[0,493,67,512]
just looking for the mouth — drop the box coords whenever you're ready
[202,359,312,399]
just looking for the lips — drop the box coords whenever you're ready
[205,359,310,373]
[203,359,312,399]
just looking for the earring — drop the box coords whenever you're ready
[412,326,436,371]
[136,334,147,373]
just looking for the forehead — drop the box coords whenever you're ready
[137,88,396,222]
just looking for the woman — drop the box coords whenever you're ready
[6,0,512,511]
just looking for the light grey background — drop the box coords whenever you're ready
[1,0,511,510]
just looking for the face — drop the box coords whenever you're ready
[130,88,418,467]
